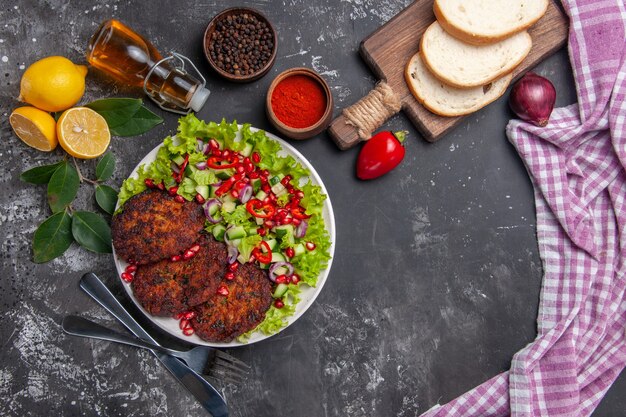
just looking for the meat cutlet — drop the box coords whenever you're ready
[112,189,205,265]
[191,263,273,342]
[131,235,228,316]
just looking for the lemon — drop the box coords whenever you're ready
[19,56,88,112]
[9,106,58,152]
[57,107,110,159]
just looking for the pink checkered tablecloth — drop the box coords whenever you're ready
[420,1,626,416]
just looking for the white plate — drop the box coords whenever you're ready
[113,126,336,347]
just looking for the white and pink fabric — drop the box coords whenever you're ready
[421,1,626,415]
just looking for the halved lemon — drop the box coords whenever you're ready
[57,107,110,159]
[9,106,58,152]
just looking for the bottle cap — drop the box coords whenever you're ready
[189,87,210,112]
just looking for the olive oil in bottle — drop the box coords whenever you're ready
[87,19,209,113]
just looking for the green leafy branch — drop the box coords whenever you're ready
[21,153,119,263]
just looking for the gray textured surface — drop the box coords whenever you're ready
[0,1,624,416]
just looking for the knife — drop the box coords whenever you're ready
[79,272,229,417]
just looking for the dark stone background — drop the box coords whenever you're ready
[0,1,623,416]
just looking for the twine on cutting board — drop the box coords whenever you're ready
[342,81,401,140]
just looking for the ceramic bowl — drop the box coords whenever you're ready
[265,67,334,140]
[203,7,277,83]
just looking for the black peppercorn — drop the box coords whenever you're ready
[207,11,274,77]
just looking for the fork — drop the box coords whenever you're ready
[62,315,250,384]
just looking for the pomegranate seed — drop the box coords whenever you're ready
[285,247,295,258]
[242,177,250,183]
[212,149,222,157]
[174,195,185,203]
[222,150,231,159]
[261,169,270,178]
[217,285,229,296]
[174,312,184,320]
[269,193,277,202]
[291,273,301,284]
[234,172,245,181]
[264,220,274,228]
[209,139,220,150]
[282,217,293,225]
[171,255,181,262]
[225,272,235,281]
[157,182,165,191]
[244,162,254,173]
[125,264,137,273]
[127,258,137,265]
[182,250,195,260]
[248,171,260,179]
[182,327,195,336]
[144,178,155,188]
[228,262,239,272]
[230,189,239,198]
[295,190,305,199]
[306,242,316,251]
[183,311,196,319]
[189,244,201,253]
[179,318,189,330]
[275,274,288,284]
[257,227,267,236]
[121,272,133,282]
[252,152,261,164]
[243,157,251,164]
[168,186,179,196]
[195,194,205,204]
[235,165,245,174]
[292,218,301,226]
[274,299,284,309]
[281,177,291,186]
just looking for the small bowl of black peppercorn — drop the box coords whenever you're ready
[203,7,277,83]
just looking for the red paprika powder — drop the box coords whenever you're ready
[270,74,327,128]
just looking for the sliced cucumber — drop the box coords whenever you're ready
[172,155,185,166]
[255,190,267,201]
[195,185,209,200]
[240,142,253,157]
[212,224,226,241]
[215,168,235,180]
[273,283,289,299]
[264,238,278,251]
[269,175,282,186]
[226,225,246,240]
[251,178,261,193]
[271,252,286,263]
[222,200,236,213]
[294,243,306,257]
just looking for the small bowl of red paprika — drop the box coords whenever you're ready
[266,67,333,140]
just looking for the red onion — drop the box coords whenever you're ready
[295,220,308,238]
[509,72,556,127]
[196,138,205,152]
[170,162,180,174]
[195,161,207,170]
[203,199,223,223]
[269,261,294,282]
[227,245,238,264]
[238,184,253,203]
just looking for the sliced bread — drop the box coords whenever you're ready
[434,0,549,45]
[421,21,531,88]
[404,53,512,117]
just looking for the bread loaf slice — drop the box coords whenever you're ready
[421,22,531,88]
[434,0,548,45]
[404,53,512,117]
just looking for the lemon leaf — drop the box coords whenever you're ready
[33,211,74,263]
[85,98,142,128]
[96,153,115,181]
[20,161,64,184]
[47,161,79,213]
[95,185,118,215]
[71,211,112,253]
[109,106,163,137]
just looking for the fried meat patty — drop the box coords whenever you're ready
[131,235,228,316]
[191,263,272,342]
[112,190,205,265]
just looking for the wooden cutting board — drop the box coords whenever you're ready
[328,0,569,149]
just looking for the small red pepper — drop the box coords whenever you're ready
[173,154,190,183]
[251,241,272,264]
[356,131,407,180]
[291,206,311,220]
[215,177,237,197]
[246,199,276,218]
[207,156,238,170]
